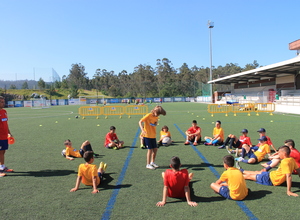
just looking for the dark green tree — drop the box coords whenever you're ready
[9,84,17,89]
[37,78,46,90]
[21,81,29,89]
[67,63,89,89]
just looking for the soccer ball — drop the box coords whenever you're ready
[61,149,66,157]
[162,137,172,146]
[75,115,79,119]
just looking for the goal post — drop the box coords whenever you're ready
[31,97,51,109]
[79,95,105,106]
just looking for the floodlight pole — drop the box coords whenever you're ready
[208,20,214,102]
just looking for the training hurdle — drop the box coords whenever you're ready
[208,103,275,116]
[78,105,148,118]
[232,103,257,116]
[207,104,231,117]
[78,106,102,119]
[125,105,149,118]
[254,103,275,116]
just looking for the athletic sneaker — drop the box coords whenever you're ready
[226,146,233,154]
[235,157,244,162]
[99,162,104,169]
[103,163,107,172]
[113,146,118,150]
[184,141,190,145]
[150,162,159,168]
[193,142,198,146]
[218,145,225,149]
[0,167,14,173]
[146,164,155,170]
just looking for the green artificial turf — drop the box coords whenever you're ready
[1,102,300,220]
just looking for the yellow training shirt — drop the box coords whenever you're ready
[213,127,224,141]
[254,143,270,162]
[66,146,82,158]
[270,157,298,186]
[78,163,100,186]
[140,113,158,139]
[220,167,248,200]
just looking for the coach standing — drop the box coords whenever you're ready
[0,96,13,177]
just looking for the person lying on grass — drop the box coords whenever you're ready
[156,156,197,207]
[210,155,248,200]
[240,145,300,197]
[63,139,98,160]
[70,151,107,194]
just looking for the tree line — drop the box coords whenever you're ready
[1,58,259,98]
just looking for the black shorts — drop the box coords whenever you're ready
[232,140,241,149]
[80,144,93,156]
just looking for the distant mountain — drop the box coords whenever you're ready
[0,80,50,89]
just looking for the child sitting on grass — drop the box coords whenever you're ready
[235,136,271,165]
[241,145,300,197]
[70,151,107,194]
[210,155,248,200]
[157,125,172,146]
[204,120,224,146]
[184,120,201,146]
[104,126,124,149]
[156,156,197,207]
[62,140,98,160]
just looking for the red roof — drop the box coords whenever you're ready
[289,39,300,50]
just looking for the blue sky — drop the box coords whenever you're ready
[0,0,299,82]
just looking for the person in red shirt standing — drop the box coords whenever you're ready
[184,120,201,146]
[0,96,13,177]
[156,156,197,207]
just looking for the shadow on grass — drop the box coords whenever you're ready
[244,189,272,200]
[156,162,223,171]
[189,181,225,203]
[99,172,132,191]
[277,181,300,192]
[10,169,76,177]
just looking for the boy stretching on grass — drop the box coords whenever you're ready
[63,140,98,160]
[156,156,197,207]
[210,155,248,200]
[240,146,300,197]
[70,151,107,194]
[261,139,300,173]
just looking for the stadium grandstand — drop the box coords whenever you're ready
[208,39,300,114]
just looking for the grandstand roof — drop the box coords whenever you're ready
[208,55,300,85]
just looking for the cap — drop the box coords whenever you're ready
[257,128,266,133]
[258,136,267,141]
[241,129,248,133]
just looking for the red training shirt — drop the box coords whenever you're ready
[164,169,190,198]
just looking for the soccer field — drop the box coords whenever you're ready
[2,102,300,220]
